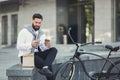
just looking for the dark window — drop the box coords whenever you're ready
[11,14,18,45]
[2,15,8,45]
[115,0,120,41]
[56,0,94,44]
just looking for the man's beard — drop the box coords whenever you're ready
[32,24,40,31]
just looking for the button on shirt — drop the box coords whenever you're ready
[17,28,48,57]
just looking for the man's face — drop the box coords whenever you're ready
[32,18,42,31]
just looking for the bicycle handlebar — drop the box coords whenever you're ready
[68,27,77,44]
[68,27,102,47]
[80,41,102,47]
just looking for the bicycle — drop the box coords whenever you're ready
[54,28,120,80]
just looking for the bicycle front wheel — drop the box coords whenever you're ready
[107,59,120,80]
[55,61,75,80]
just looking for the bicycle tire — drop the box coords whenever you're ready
[55,60,75,80]
[107,59,120,80]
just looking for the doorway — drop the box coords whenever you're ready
[67,0,94,44]
[56,0,94,44]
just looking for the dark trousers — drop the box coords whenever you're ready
[34,47,57,80]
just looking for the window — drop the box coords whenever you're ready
[2,15,8,45]
[56,0,94,44]
[115,0,120,41]
[11,14,18,45]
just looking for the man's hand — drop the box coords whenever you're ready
[44,39,51,48]
[31,40,39,47]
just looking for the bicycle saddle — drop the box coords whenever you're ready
[105,45,119,51]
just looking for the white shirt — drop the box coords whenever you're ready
[17,28,48,57]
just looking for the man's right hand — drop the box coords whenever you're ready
[31,40,39,47]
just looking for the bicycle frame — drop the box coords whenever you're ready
[69,44,117,79]
[67,27,120,80]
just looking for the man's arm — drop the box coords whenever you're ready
[16,29,32,52]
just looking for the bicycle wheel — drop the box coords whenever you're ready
[107,59,120,80]
[55,60,75,80]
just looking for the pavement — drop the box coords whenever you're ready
[0,46,19,80]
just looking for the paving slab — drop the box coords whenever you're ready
[0,47,19,80]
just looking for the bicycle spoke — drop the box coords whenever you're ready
[55,61,75,80]
[107,60,120,80]
[60,64,73,79]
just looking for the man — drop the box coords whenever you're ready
[17,13,57,80]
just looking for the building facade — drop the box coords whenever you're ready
[0,0,119,47]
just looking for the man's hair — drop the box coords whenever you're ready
[32,13,43,20]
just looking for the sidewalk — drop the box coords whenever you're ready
[0,47,19,80]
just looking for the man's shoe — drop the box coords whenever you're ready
[38,68,52,77]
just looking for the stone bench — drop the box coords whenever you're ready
[6,64,34,80]
[6,56,120,80]
[6,63,61,80]
[6,53,89,80]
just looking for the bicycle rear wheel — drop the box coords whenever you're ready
[107,59,120,80]
[55,61,75,80]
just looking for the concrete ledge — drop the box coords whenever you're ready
[6,64,33,76]
[6,64,34,80]
[6,64,61,80]
[6,64,47,80]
